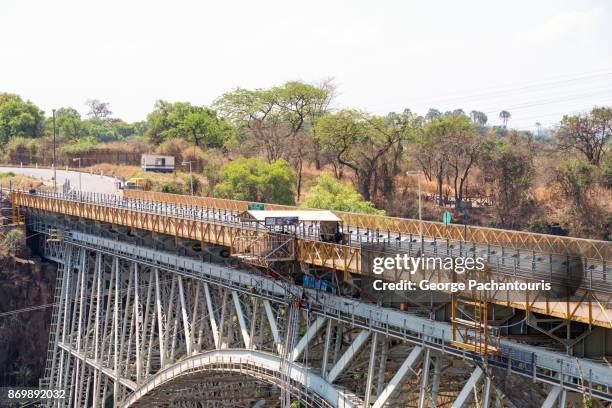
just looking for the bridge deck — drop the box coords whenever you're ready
[124,190,611,260]
[10,190,612,328]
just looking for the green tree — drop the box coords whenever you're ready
[316,109,413,201]
[213,158,296,205]
[146,101,231,148]
[215,82,328,161]
[82,119,120,142]
[469,110,488,125]
[425,108,441,122]
[415,116,448,204]
[378,109,422,199]
[444,116,483,209]
[302,175,384,214]
[555,158,607,239]
[215,81,332,198]
[446,109,466,118]
[111,120,136,138]
[414,115,484,208]
[132,120,148,136]
[54,107,83,140]
[59,136,98,155]
[556,107,611,166]
[0,93,44,146]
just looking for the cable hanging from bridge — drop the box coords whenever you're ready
[0,303,55,318]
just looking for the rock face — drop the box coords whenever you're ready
[0,239,57,387]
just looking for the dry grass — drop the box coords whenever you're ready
[0,173,51,191]
[83,164,208,195]
[85,164,141,180]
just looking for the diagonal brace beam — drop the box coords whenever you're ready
[451,366,484,408]
[326,330,370,383]
[290,316,326,362]
[204,283,220,349]
[232,291,251,349]
[263,300,282,354]
[373,346,423,408]
[540,385,562,408]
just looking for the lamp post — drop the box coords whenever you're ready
[406,171,423,238]
[182,161,194,196]
[52,108,57,191]
[73,158,82,192]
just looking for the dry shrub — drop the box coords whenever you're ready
[200,149,227,194]
[181,146,207,173]
[0,173,48,191]
[102,137,152,155]
[0,228,24,254]
[155,139,191,164]
[557,201,609,240]
[2,138,38,164]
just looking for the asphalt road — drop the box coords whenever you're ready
[0,166,120,194]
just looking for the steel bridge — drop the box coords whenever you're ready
[6,189,612,407]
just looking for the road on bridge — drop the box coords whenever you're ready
[0,166,120,194]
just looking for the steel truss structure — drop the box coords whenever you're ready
[35,225,611,407]
[10,191,612,328]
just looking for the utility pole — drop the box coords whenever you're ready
[73,158,82,191]
[406,171,423,238]
[52,108,57,191]
[182,161,194,196]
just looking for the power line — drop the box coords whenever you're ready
[502,98,612,129]
[410,71,612,109]
[365,68,612,111]
[360,68,612,117]
[482,89,612,115]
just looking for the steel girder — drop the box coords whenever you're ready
[35,228,612,407]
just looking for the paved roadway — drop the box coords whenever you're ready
[0,166,120,194]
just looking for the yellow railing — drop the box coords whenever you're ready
[10,190,360,275]
[124,190,611,260]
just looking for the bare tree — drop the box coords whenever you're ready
[556,107,611,166]
[85,99,113,122]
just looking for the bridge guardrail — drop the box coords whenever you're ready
[124,190,611,261]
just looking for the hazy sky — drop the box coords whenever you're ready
[1,0,611,130]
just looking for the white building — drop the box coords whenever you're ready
[141,154,175,173]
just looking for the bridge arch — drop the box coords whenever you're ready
[124,349,357,408]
